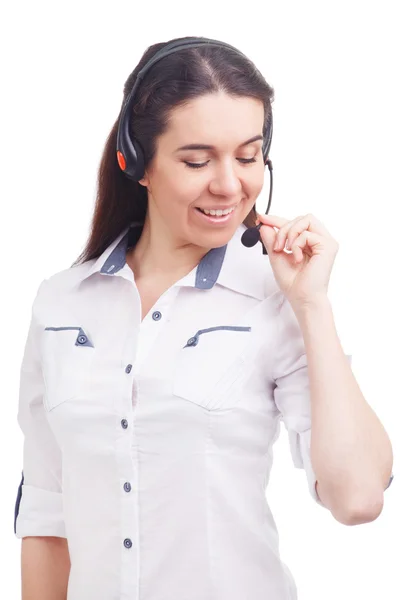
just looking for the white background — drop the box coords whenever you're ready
[1,1,398,598]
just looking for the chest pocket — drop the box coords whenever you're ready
[41,326,95,411]
[172,325,253,410]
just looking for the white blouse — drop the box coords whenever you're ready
[15,221,356,600]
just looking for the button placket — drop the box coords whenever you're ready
[122,361,134,547]
[121,417,133,550]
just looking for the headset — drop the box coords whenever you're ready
[116,37,273,253]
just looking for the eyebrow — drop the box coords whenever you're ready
[175,134,264,152]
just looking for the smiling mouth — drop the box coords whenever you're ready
[195,200,241,215]
[194,204,239,225]
[196,207,236,216]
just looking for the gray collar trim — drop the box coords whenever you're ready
[100,224,227,290]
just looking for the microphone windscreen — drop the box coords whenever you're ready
[241,225,261,248]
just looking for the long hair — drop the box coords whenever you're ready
[71,36,275,267]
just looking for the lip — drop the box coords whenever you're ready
[195,203,239,211]
[194,204,238,225]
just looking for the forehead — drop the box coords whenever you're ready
[161,93,264,148]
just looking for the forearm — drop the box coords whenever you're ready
[292,295,393,522]
[21,536,70,600]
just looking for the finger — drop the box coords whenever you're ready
[281,214,329,252]
[292,213,331,237]
[291,230,323,256]
[286,217,314,250]
[261,212,331,240]
[256,213,290,228]
[274,216,305,250]
[293,245,303,264]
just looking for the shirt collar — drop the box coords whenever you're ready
[76,220,267,300]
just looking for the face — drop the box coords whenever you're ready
[139,92,266,249]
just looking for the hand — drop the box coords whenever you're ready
[256,212,339,309]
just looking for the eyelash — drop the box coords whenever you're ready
[184,157,257,170]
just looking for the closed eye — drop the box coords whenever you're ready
[184,157,257,170]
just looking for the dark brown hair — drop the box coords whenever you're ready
[71,35,275,267]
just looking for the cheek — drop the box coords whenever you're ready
[244,171,264,202]
[166,167,203,197]
[153,173,191,213]
[249,179,265,205]
[252,164,265,189]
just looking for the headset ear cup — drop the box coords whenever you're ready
[130,139,145,181]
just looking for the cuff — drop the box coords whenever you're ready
[15,484,66,539]
[385,474,394,490]
[288,428,327,509]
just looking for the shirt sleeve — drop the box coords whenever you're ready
[14,278,66,539]
[272,296,353,509]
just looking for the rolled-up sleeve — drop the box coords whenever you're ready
[14,278,66,539]
[272,296,352,509]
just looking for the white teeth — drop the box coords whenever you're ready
[201,206,235,216]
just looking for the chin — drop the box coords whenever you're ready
[188,202,248,246]
[196,224,239,249]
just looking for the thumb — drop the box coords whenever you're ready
[255,218,278,253]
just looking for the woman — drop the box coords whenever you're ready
[15,35,393,600]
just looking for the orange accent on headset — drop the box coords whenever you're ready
[117,151,126,171]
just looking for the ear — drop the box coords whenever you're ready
[138,163,153,188]
[138,174,149,187]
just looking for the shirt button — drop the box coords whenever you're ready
[123,482,132,492]
[123,538,133,549]
[121,419,128,429]
[125,364,132,374]
[152,311,162,321]
[77,335,87,344]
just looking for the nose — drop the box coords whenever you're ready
[208,159,243,197]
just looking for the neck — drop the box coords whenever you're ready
[127,217,209,281]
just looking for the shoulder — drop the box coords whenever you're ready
[47,260,95,291]
[33,260,96,310]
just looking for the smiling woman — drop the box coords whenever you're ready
[14,35,352,600]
